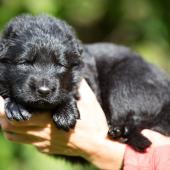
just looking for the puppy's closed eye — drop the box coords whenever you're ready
[0,58,12,64]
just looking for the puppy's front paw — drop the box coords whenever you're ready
[53,112,76,131]
[52,99,79,131]
[4,98,32,121]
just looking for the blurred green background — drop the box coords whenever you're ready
[0,0,170,169]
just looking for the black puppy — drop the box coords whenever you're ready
[0,14,170,152]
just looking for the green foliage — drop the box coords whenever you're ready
[0,133,96,170]
[0,0,170,169]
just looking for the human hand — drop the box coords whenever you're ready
[0,79,125,170]
[142,129,170,147]
[0,79,108,153]
[123,130,170,170]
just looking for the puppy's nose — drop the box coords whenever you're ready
[37,86,51,97]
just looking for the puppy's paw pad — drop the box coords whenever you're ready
[4,98,32,121]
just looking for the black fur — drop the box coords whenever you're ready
[1,14,170,156]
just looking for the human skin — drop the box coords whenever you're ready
[0,80,170,170]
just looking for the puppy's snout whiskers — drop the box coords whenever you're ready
[28,76,57,98]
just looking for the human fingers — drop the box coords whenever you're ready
[142,129,170,147]
[0,96,51,127]
[2,122,56,145]
[4,112,53,127]
[0,118,50,135]
[3,131,45,144]
[76,79,108,135]
[77,79,107,121]
[78,79,98,103]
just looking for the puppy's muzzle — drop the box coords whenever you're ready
[28,76,57,98]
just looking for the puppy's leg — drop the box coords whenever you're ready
[108,122,151,152]
[127,131,152,152]
[52,98,79,131]
[4,98,32,120]
[98,54,170,151]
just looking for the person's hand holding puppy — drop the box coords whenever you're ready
[0,80,125,170]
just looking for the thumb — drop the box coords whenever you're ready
[77,79,108,130]
[78,79,97,103]
[77,79,102,116]
[142,129,170,147]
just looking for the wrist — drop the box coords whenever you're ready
[79,137,126,170]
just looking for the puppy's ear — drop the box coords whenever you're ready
[66,45,84,68]
[3,24,18,39]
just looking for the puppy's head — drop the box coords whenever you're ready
[0,14,83,110]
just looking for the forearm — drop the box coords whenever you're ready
[76,136,125,170]
[89,140,125,170]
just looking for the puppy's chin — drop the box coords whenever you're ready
[13,91,69,111]
[22,100,59,111]
[15,96,63,111]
